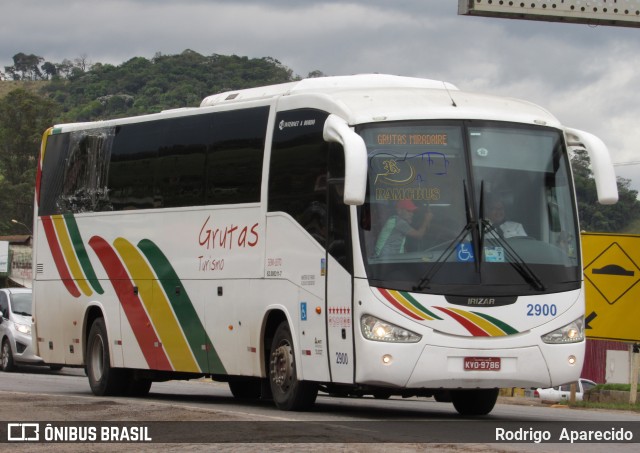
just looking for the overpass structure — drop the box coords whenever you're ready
[459,0,640,28]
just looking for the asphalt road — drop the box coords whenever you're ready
[0,366,638,452]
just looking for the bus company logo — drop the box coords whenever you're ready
[278,119,316,130]
[466,298,496,306]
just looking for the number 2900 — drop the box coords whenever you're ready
[526,303,557,316]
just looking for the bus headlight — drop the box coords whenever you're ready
[361,315,422,343]
[541,317,584,344]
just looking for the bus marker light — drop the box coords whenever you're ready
[316,306,322,314]
[568,355,576,365]
[382,354,392,365]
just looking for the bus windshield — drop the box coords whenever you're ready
[357,120,580,296]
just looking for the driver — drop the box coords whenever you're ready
[487,199,526,239]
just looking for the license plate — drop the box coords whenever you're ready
[464,357,501,371]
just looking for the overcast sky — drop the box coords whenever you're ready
[2,0,640,192]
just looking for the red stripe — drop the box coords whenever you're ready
[435,307,489,336]
[41,217,81,298]
[88,236,172,371]
[376,288,422,320]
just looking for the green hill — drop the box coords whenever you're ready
[3,50,298,123]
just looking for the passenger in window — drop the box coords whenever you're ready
[487,198,526,238]
[375,199,432,256]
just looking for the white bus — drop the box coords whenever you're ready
[32,74,617,415]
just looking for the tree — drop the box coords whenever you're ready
[571,149,640,232]
[5,52,44,80]
[307,70,326,78]
[41,61,58,79]
[0,89,59,234]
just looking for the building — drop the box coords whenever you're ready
[0,235,32,288]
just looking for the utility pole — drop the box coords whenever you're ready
[631,343,639,405]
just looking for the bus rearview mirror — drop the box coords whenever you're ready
[323,114,367,206]
[565,127,618,205]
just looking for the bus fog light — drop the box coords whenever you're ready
[361,315,421,343]
[541,317,584,344]
[568,355,576,365]
[382,354,393,365]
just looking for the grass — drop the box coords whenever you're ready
[594,383,640,392]
[570,400,640,412]
[564,384,640,411]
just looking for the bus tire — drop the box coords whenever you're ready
[268,321,318,411]
[86,318,126,396]
[450,388,499,416]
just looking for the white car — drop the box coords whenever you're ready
[534,378,597,402]
[0,288,45,371]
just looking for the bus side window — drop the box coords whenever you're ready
[268,109,330,242]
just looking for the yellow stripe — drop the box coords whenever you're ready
[448,308,505,336]
[394,291,436,320]
[388,290,430,320]
[52,215,93,297]
[114,238,199,372]
[40,127,53,165]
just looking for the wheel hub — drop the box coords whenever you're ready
[270,342,293,391]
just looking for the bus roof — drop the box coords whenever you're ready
[202,73,559,127]
[52,74,561,132]
[200,74,459,106]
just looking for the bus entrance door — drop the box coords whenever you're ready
[325,176,354,384]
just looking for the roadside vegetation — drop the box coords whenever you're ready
[554,384,640,411]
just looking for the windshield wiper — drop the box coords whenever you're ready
[413,223,473,291]
[414,180,477,291]
[481,220,546,292]
[13,311,30,316]
[477,180,544,292]
[414,179,545,293]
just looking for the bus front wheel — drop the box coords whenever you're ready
[268,322,318,411]
[450,388,499,416]
[86,318,126,396]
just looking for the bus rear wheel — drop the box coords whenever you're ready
[450,388,499,416]
[86,318,127,396]
[268,321,317,411]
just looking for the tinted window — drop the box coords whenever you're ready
[39,107,269,214]
[205,108,267,205]
[39,133,70,216]
[268,109,330,226]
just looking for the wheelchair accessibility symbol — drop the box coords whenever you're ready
[456,243,475,262]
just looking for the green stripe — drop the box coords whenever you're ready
[400,291,443,320]
[137,239,226,374]
[472,312,519,335]
[63,213,104,294]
